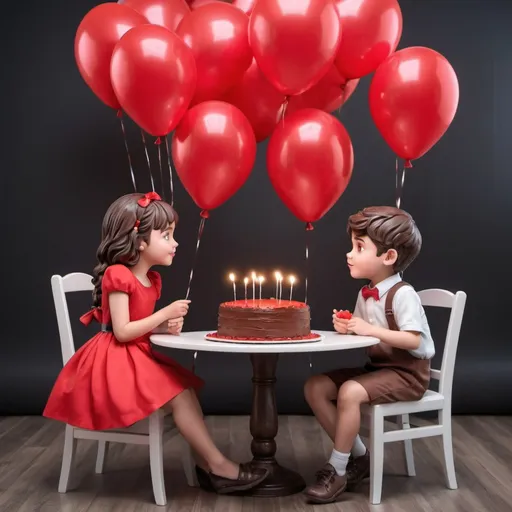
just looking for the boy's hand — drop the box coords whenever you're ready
[332,309,349,334]
[167,317,184,335]
[347,317,374,336]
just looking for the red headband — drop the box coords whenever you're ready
[134,192,161,231]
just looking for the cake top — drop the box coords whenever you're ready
[221,299,307,310]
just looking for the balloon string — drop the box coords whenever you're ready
[117,111,137,191]
[155,137,166,201]
[305,223,313,303]
[165,135,175,207]
[185,215,207,301]
[337,82,347,116]
[395,157,407,209]
[279,96,289,123]
[140,130,155,192]
[192,350,198,374]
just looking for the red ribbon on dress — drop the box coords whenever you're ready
[80,307,102,326]
[137,192,161,208]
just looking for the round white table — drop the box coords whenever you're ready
[150,330,378,497]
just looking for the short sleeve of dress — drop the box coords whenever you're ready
[148,271,162,299]
[102,265,136,295]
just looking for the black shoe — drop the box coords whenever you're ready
[196,463,269,495]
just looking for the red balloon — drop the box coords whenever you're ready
[123,0,190,32]
[222,59,285,142]
[188,0,220,7]
[111,25,196,136]
[176,3,252,104]
[249,0,342,96]
[334,0,402,79]
[75,3,147,109]
[287,66,359,116]
[233,0,256,15]
[369,46,459,165]
[267,109,354,224]
[172,101,257,212]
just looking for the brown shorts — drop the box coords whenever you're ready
[324,365,427,405]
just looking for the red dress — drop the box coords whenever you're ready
[43,264,203,430]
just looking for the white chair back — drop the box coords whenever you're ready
[51,273,94,365]
[418,289,467,403]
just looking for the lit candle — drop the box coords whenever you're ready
[244,277,249,303]
[229,273,236,301]
[289,275,296,301]
[274,271,281,300]
[278,273,283,302]
[258,275,265,301]
[251,271,256,302]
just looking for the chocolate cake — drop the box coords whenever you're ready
[216,299,311,340]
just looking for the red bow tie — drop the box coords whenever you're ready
[362,285,379,301]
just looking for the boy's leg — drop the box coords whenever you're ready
[303,375,338,440]
[304,368,368,443]
[304,379,370,503]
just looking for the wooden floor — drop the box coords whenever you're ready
[0,415,511,512]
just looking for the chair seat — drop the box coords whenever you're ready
[371,390,445,416]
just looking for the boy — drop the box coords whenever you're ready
[303,206,434,504]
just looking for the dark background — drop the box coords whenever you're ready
[2,0,511,416]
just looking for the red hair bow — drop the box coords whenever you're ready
[137,192,161,208]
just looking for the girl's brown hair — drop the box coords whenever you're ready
[347,206,422,273]
[92,193,177,307]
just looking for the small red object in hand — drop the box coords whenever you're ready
[336,310,352,319]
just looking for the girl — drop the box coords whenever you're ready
[44,192,268,494]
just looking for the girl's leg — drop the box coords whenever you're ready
[164,389,239,479]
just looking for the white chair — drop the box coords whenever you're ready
[50,272,199,506]
[362,289,467,504]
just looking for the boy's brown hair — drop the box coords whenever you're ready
[347,206,422,273]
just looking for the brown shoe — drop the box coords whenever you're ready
[206,463,269,494]
[346,450,370,490]
[304,463,348,504]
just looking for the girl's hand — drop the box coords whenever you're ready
[167,317,184,335]
[165,300,191,319]
[332,309,349,334]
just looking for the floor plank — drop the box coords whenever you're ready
[0,415,510,512]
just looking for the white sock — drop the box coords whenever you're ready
[328,449,350,476]
[351,435,367,458]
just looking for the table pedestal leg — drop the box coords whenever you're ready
[245,353,306,497]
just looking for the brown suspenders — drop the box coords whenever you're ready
[384,281,411,331]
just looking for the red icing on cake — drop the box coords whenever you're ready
[222,299,307,309]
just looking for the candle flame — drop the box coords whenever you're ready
[229,273,235,282]
[289,275,296,284]
[258,275,265,283]
[244,277,249,285]
[275,271,282,280]
[251,271,257,280]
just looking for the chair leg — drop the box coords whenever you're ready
[398,414,416,477]
[58,425,77,493]
[149,411,167,506]
[439,409,457,490]
[370,408,385,505]
[95,441,109,474]
[181,440,199,487]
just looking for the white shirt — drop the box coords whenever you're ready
[353,273,435,359]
